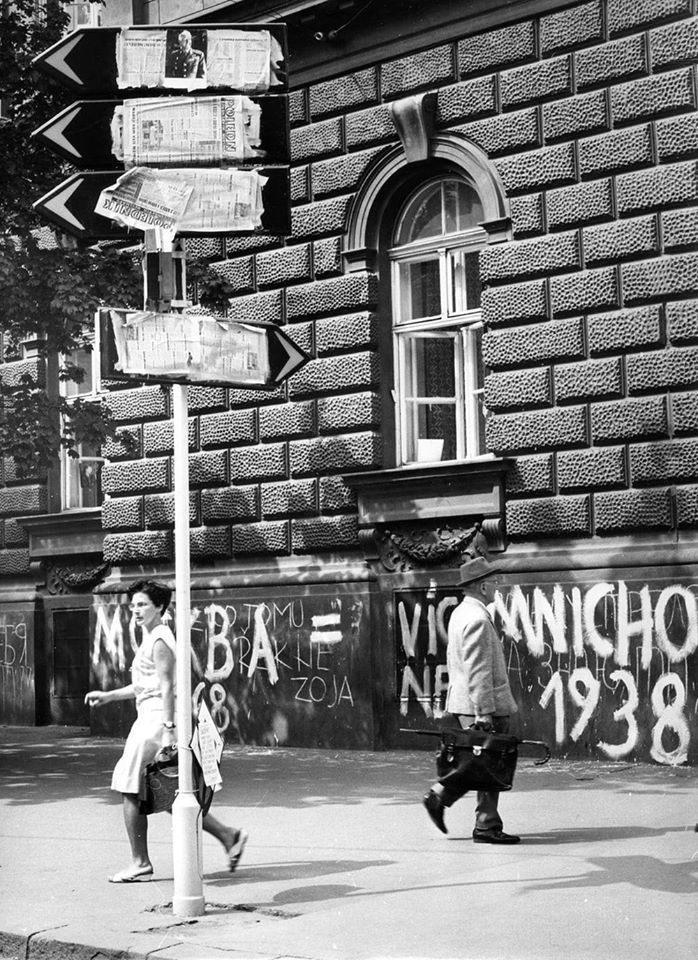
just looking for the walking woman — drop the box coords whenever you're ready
[85,579,247,883]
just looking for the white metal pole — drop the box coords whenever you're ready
[171,380,204,917]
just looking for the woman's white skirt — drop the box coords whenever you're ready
[111,697,165,795]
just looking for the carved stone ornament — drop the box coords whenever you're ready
[373,521,483,572]
[45,559,110,595]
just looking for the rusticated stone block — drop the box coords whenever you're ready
[501,56,572,110]
[676,484,698,526]
[292,196,353,241]
[313,237,342,277]
[667,299,698,343]
[106,387,168,423]
[102,496,143,530]
[551,267,619,316]
[317,392,381,433]
[1,457,46,486]
[458,108,540,157]
[577,34,648,90]
[495,143,576,195]
[623,252,698,303]
[3,519,28,546]
[286,273,378,322]
[312,146,385,199]
[588,305,663,355]
[0,358,44,388]
[594,488,672,533]
[229,383,285,409]
[510,194,545,237]
[309,68,378,119]
[583,215,659,265]
[480,231,580,283]
[651,17,698,69]
[292,515,359,553]
[319,475,358,512]
[144,419,197,456]
[144,492,198,528]
[290,431,382,476]
[616,160,698,215]
[256,244,312,288]
[186,387,228,412]
[262,478,318,517]
[484,368,552,411]
[102,458,169,496]
[0,485,46,517]
[102,425,142,461]
[506,494,591,538]
[259,400,315,440]
[289,89,307,126]
[436,77,496,125]
[187,237,226,259]
[458,21,535,75]
[381,45,454,98]
[190,526,231,558]
[289,353,379,399]
[505,454,555,496]
[290,118,343,163]
[208,256,254,294]
[291,166,309,204]
[608,0,693,37]
[543,90,608,143]
[188,451,228,488]
[558,446,627,491]
[481,279,548,326]
[628,345,698,392]
[0,549,30,576]
[611,68,695,125]
[547,178,614,229]
[201,485,259,523]
[486,406,587,454]
[483,318,584,369]
[345,104,396,150]
[631,438,698,484]
[672,391,698,433]
[103,531,172,564]
[541,1,603,54]
[591,396,668,443]
[230,443,288,483]
[224,235,280,257]
[227,289,282,325]
[555,357,624,403]
[231,520,290,556]
[662,208,698,250]
[579,124,653,177]
[200,409,257,449]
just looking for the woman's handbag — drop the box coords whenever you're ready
[143,747,214,816]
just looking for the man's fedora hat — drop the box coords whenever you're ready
[458,555,502,585]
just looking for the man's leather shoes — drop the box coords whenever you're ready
[473,829,520,844]
[423,790,447,834]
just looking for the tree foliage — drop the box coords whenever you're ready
[0,0,142,477]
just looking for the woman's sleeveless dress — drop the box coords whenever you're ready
[110,624,176,795]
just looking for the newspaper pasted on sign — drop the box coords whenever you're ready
[107,309,271,384]
[191,700,223,789]
[115,27,284,92]
[111,96,264,166]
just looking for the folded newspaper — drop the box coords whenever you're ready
[96,166,267,238]
[116,27,284,92]
[111,96,264,166]
[106,309,270,385]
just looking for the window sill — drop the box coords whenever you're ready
[17,508,104,559]
[343,458,512,526]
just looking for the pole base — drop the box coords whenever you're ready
[172,790,205,917]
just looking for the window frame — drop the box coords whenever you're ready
[59,327,103,511]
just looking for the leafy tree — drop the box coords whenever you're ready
[0,0,142,477]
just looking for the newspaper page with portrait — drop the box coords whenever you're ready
[111,96,263,166]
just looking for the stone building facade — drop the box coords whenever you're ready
[2,0,697,764]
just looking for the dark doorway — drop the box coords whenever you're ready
[50,609,90,725]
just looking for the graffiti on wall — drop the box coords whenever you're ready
[93,592,371,748]
[396,580,698,766]
[0,609,34,723]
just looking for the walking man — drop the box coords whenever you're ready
[423,555,520,844]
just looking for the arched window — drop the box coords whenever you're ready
[389,176,487,465]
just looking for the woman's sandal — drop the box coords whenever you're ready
[226,829,248,872]
[108,865,154,883]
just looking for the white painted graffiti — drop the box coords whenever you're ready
[0,613,34,717]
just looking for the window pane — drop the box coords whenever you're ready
[396,183,442,243]
[405,402,457,462]
[399,259,441,321]
[445,181,484,232]
[62,346,94,398]
[405,337,455,398]
[450,250,482,314]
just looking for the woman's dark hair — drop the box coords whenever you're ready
[128,579,172,614]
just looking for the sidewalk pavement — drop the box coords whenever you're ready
[0,725,695,960]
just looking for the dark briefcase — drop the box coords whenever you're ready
[437,727,522,792]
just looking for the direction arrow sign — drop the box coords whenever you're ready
[32,24,288,95]
[99,308,309,388]
[33,167,290,241]
[31,95,290,168]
